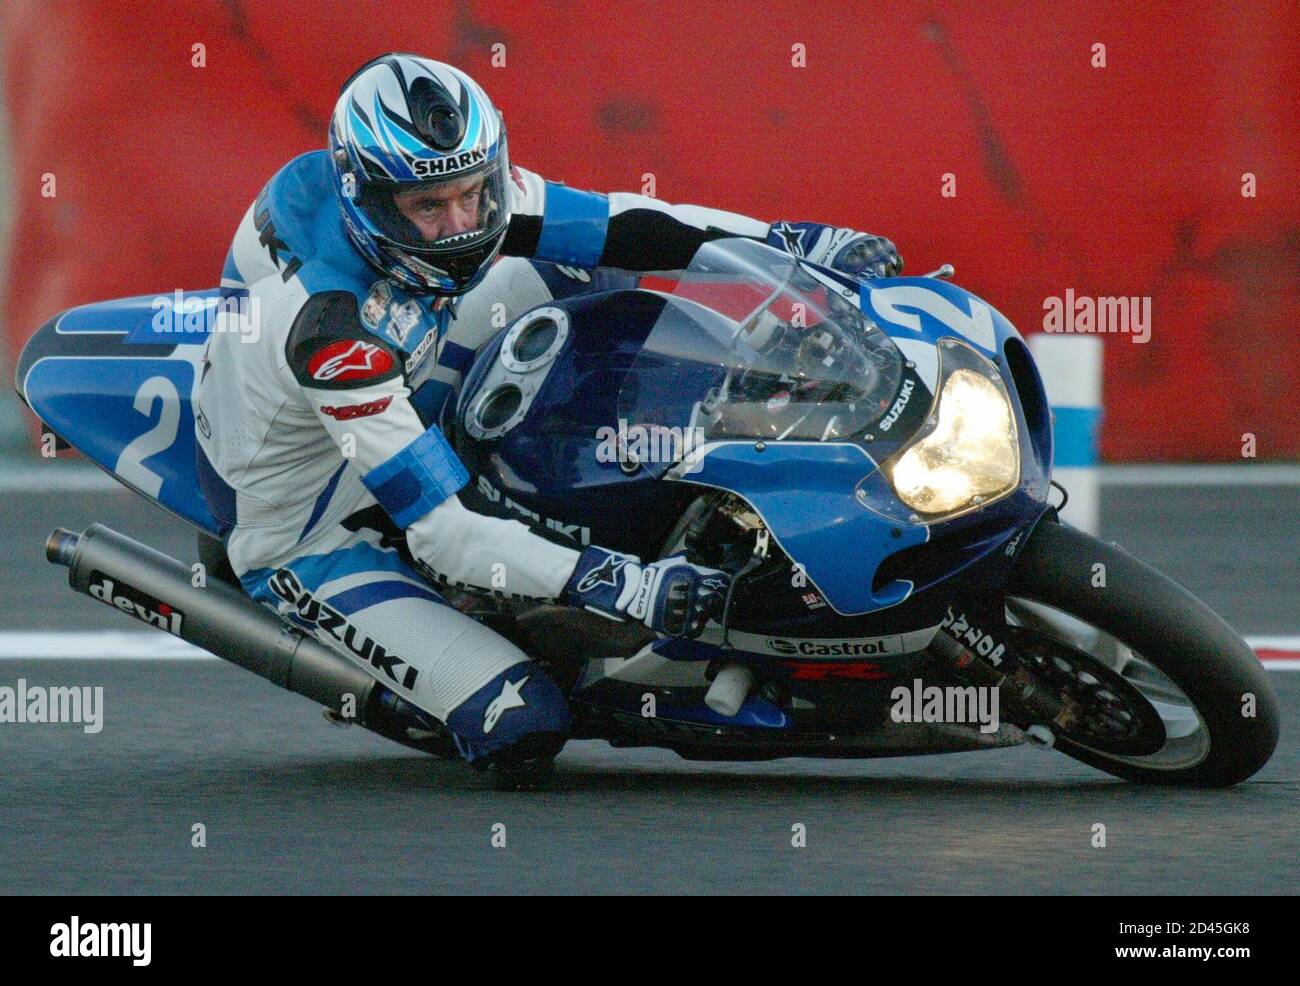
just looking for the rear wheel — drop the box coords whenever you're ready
[1006,519,1279,787]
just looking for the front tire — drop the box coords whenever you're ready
[1008,519,1279,787]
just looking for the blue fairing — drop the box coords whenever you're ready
[451,290,708,560]
[672,441,928,611]
[454,254,1052,619]
[16,244,1052,631]
[856,274,1053,486]
[15,294,222,535]
[671,275,1054,614]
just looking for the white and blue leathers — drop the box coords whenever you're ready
[196,149,790,762]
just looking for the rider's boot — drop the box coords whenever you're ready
[445,662,572,790]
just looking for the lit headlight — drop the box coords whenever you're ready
[888,342,1019,518]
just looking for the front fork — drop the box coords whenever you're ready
[928,629,1082,745]
[921,508,1080,743]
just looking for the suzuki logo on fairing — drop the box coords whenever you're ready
[268,569,419,688]
[483,675,529,733]
[878,378,915,432]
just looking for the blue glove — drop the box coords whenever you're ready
[767,221,903,279]
[564,547,729,638]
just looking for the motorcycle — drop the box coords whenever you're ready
[14,238,1279,787]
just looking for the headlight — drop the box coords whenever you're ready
[888,340,1019,518]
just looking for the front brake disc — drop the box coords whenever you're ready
[1007,627,1166,756]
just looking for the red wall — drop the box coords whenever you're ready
[4,1,1297,459]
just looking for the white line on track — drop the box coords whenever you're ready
[1247,636,1300,649]
[0,464,120,492]
[1098,464,1300,486]
[0,632,1296,668]
[0,632,216,659]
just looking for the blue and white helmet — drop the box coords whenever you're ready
[328,54,511,295]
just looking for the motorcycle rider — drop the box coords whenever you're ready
[196,53,903,783]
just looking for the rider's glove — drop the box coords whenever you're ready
[767,221,903,279]
[564,546,729,638]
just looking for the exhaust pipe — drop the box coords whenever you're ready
[46,524,377,715]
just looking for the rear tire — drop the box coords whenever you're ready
[1009,519,1279,787]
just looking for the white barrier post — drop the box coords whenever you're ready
[1027,333,1103,534]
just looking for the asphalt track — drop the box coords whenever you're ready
[0,482,1296,894]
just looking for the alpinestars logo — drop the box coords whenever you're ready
[483,675,529,733]
[268,569,418,688]
[770,221,808,257]
[308,340,395,383]
[576,553,628,593]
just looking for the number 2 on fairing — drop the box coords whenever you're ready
[866,285,996,351]
[114,376,181,497]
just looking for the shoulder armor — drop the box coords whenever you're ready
[286,290,402,391]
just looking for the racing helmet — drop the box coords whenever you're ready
[328,53,512,295]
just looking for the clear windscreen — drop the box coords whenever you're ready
[618,238,904,445]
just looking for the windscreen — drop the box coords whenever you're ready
[618,238,904,447]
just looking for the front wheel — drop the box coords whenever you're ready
[1006,519,1279,787]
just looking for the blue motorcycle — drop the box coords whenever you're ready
[15,239,1279,786]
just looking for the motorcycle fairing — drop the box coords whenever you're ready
[667,439,929,616]
[859,277,1000,369]
[15,293,221,535]
[652,271,1053,618]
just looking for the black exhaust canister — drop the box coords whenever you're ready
[46,523,377,715]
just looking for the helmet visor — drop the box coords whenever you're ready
[357,157,509,256]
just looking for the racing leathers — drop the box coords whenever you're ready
[196,148,895,766]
